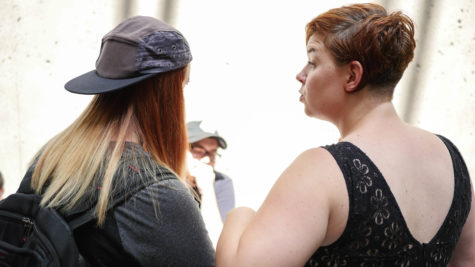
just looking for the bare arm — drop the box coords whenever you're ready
[216,148,344,267]
[448,181,475,266]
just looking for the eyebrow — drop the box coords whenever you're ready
[307,47,316,54]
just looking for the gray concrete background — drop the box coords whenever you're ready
[1,0,474,208]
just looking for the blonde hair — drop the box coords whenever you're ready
[31,67,189,225]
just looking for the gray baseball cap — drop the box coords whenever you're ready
[187,121,227,149]
[65,16,192,94]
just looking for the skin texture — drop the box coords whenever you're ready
[298,36,349,122]
[215,35,475,266]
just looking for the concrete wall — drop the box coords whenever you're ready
[1,0,474,209]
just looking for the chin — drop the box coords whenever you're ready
[304,107,326,121]
[304,106,315,117]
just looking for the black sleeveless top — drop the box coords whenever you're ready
[305,135,472,266]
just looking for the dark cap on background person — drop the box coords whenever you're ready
[187,121,227,149]
[65,16,192,95]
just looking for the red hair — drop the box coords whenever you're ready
[132,67,188,177]
[306,3,416,94]
[30,67,189,225]
[96,67,188,177]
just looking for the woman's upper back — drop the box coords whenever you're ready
[346,125,457,242]
[22,143,215,267]
[306,129,472,266]
[75,143,215,267]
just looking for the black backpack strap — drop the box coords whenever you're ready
[68,210,97,231]
[17,168,36,194]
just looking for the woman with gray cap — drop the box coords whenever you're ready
[17,16,215,266]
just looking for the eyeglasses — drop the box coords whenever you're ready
[190,144,221,161]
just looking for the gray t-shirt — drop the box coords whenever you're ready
[115,178,215,266]
[72,143,215,266]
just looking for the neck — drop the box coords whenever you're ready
[336,98,401,141]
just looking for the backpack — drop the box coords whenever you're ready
[0,168,150,267]
[0,192,93,267]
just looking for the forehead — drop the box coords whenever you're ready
[306,34,325,54]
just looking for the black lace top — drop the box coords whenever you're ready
[305,135,472,267]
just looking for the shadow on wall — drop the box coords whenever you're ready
[380,0,435,124]
[401,0,436,124]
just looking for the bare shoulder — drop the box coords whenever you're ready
[271,147,343,198]
[298,146,334,160]
[278,147,345,197]
[284,147,341,180]
[243,146,347,264]
[270,146,348,244]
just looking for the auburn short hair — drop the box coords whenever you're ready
[306,3,416,94]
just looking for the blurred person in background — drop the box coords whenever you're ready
[16,16,215,266]
[186,120,235,247]
[216,3,474,266]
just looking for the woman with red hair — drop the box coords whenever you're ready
[216,3,474,266]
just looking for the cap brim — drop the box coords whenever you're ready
[64,70,157,95]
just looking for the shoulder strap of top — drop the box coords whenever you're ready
[322,142,355,204]
[322,141,383,197]
[434,134,472,242]
[322,142,384,226]
[321,142,403,249]
[436,135,471,184]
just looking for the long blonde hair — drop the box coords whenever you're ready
[31,67,189,225]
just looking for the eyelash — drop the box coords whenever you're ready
[308,61,316,67]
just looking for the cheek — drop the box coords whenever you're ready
[303,79,323,113]
[304,74,322,100]
[303,71,340,115]
[306,67,341,97]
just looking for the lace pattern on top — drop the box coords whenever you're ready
[305,135,472,267]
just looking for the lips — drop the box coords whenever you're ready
[299,89,304,102]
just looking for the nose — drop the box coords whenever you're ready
[296,69,306,84]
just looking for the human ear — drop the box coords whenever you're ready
[344,61,363,93]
